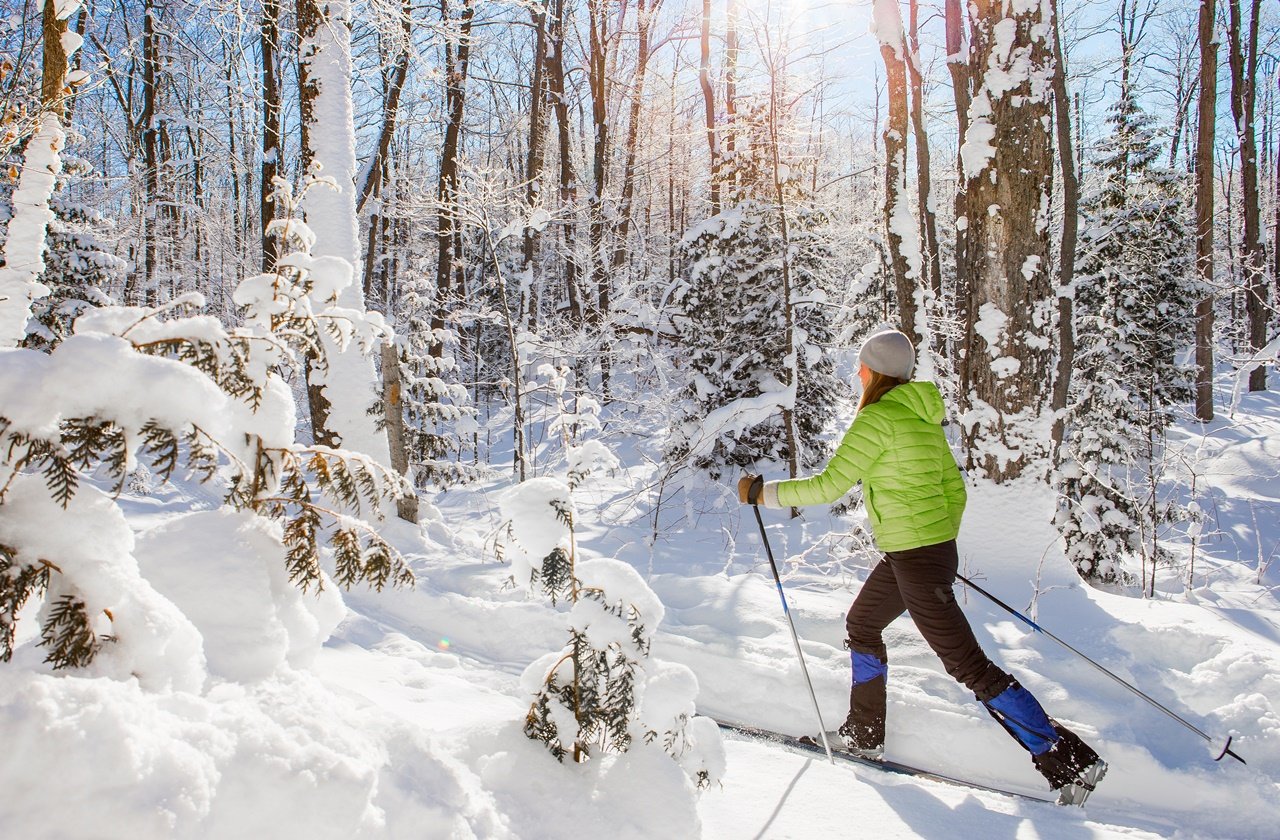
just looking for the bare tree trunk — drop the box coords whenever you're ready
[260,0,282,274]
[357,0,412,217]
[1227,0,1268,391]
[610,0,662,275]
[547,0,581,322]
[946,0,972,398]
[433,0,475,350]
[961,0,1056,481]
[766,53,799,504]
[877,7,920,347]
[724,0,738,189]
[1194,0,1217,420]
[140,0,161,307]
[521,0,550,328]
[586,0,610,391]
[381,343,418,522]
[908,0,942,300]
[699,0,719,214]
[357,0,418,521]
[1049,0,1078,453]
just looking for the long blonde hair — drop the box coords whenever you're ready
[858,369,907,412]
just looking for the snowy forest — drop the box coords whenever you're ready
[1,0,1278,836]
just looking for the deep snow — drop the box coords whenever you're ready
[2,377,1278,838]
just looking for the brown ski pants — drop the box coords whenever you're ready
[843,539,1012,748]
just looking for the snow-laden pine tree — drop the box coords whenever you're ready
[0,177,413,679]
[667,99,843,479]
[1056,94,1200,584]
[395,271,480,490]
[15,148,126,352]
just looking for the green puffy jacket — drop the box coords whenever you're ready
[763,382,966,552]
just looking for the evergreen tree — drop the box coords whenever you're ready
[396,271,480,489]
[1057,94,1200,584]
[0,140,125,352]
[668,100,844,479]
[23,149,126,351]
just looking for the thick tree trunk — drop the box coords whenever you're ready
[1049,0,1078,453]
[140,1,161,307]
[381,343,418,522]
[296,0,391,462]
[0,0,78,346]
[960,0,1056,481]
[1194,0,1217,421]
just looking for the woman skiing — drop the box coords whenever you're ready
[738,328,1107,806]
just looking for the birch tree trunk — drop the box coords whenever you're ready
[1194,0,1218,420]
[960,0,1056,481]
[296,0,391,463]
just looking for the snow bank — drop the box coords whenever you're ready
[470,722,703,840]
[136,509,346,682]
[0,669,502,839]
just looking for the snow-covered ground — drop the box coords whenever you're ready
[2,379,1278,838]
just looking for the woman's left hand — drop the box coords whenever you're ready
[737,474,762,504]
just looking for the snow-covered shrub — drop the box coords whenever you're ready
[502,476,723,788]
[520,558,724,788]
[500,476,577,605]
[0,176,412,677]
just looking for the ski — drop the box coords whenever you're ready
[716,719,1056,805]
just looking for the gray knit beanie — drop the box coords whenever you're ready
[858,329,916,379]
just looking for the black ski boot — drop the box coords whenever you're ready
[1033,724,1108,806]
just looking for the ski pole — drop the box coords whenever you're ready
[749,477,834,764]
[956,573,1247,766]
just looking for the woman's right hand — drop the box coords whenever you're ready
[737,474,763,504]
